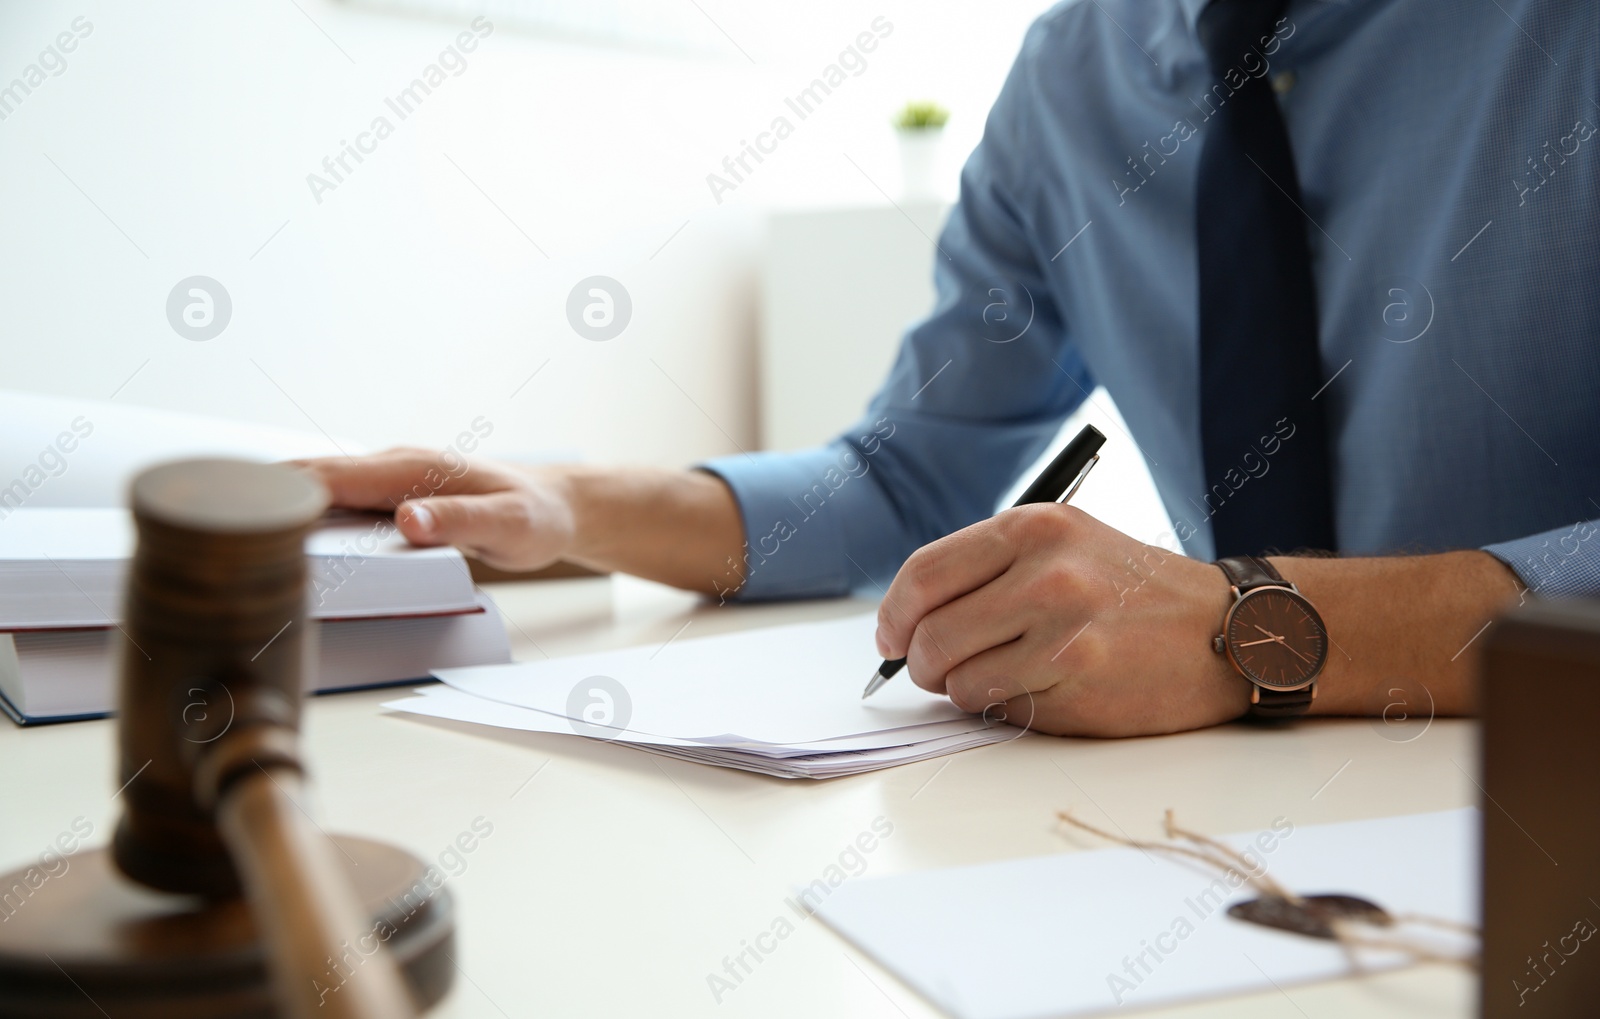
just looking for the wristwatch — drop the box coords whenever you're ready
[1212,556,1328,719]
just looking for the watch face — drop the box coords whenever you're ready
[1225,587,1328,690]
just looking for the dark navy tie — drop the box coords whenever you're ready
[1196,0,1335,557]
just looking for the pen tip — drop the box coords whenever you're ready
[861,669,887,699]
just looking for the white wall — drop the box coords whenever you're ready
[0,0,1050,469]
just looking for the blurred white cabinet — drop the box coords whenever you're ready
[759,202,950,451]
[756,201,1175,544]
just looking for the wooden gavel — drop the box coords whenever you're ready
[0,460,454,1017]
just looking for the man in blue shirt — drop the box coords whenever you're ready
[302,0,1598,736]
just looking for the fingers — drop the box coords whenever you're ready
[394,497,442,544]
[902,581,1028,695]
[941,626,1092,718]
[876,517,1017,658]
[397,491,541,567]
[290,447,502,511]
[291,449,573,572]
[941,638,1037,716]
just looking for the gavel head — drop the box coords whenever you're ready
[111,459,328,897]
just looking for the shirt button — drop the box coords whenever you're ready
[1272,71,1297,94]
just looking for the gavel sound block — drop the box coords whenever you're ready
[0,460,455,1018]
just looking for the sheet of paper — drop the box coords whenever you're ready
[433,613,977,745]
[385,684,1007,756]
[384,685,1023,779]
[626,730,1021,780]
[814,808,1479,1019]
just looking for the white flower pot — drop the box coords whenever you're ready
[896,128,945,201]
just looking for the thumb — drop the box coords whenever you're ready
[394,492,557,570]
[395,493,507,550]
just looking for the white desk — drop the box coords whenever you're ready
[0,576,1476,1017]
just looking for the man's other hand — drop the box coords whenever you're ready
[292,448,576,572]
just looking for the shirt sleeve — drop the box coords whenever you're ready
[701,22,1093,601]
[1483,519,1600,598]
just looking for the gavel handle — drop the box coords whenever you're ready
[215,764,418,1019]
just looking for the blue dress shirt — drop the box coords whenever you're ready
[705,0,1600,602]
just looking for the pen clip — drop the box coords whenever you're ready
[1057,453,1099,504]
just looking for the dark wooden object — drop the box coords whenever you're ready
[0,838,452,1017]
[0,460,455,1017]
[1480,598,1600,1018]
[467,557,601,583]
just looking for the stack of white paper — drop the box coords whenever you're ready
[383,614,1027,779]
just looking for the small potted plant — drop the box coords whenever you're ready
[893,101,950,200]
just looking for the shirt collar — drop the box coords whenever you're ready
[1178,0,1212,35]
[1179,0,1320,38]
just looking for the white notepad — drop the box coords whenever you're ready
[814,808,1479,1018]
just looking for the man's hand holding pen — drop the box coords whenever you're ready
[872,503,1250,737]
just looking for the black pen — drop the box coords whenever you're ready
[861,424,1107,699]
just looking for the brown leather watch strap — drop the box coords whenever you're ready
[1247,683,1317,719]
[1216,555,1286,593]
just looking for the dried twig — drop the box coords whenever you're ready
[1054,807,1480,970]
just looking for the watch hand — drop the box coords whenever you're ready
[1280,640,1316,666]
[1241,627,1318,665]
